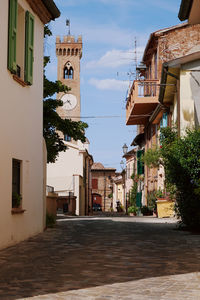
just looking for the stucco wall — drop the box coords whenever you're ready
[47,142,87,215]
[0,0,45,249]
[180,69,196,134]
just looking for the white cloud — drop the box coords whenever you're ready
[50,15,148,49]
[89,78,130,91]
[85,47,144,69]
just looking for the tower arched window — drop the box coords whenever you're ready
[64,62,74,79]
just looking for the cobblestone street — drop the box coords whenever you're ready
[0,216,200,300]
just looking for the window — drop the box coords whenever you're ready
[92,179,98,189]
[154,51,157,79]
[64,61,74,79]
[8,0,34,85]
[64,134,71,142]
[12,159,22,208]
[160,112,168,128]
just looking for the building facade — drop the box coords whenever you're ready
[0,0,59,250]
[91,163,116,212]
[126,22,200,206]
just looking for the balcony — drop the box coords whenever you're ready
[126,79,159,125]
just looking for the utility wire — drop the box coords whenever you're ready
[67,114,152,119]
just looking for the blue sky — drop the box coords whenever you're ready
[45,0,182,170]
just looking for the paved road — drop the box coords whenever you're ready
[0,216,200,300]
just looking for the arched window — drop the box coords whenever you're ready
[63,48,66,56]
[67,48,70,56]
[75,49,78,56]
[72,49,74,56]
[64,62,74,79]
[59,48,62,55]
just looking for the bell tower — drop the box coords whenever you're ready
[56,34,82,122]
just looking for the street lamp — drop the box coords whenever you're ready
[120,160,124,170]
[122,143,128,155]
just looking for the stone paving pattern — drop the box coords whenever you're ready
[0,216,199,299]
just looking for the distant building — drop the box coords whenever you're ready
[112,172,125,211]
[47,33,93,216]
[91,163,116,212]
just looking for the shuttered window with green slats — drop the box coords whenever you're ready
[137,150,144,175]
[8,0,18,73]
[25,11,34,85]
[8,1,34,85]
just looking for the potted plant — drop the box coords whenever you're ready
[12,192,22,208]
[147,191,157,216]
[156,187,175,218]
[141,205,153,216]
[128,205,138,216]
[156,188,166,200]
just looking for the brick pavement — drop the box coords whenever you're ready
[0,216,199,300]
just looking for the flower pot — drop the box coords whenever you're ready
[156,199,175,218]
[129,212,136,216]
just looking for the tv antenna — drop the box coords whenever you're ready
[66,19,71,35]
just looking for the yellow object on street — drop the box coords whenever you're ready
[156,199,175,218]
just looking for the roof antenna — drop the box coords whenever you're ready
[66,19,70,35]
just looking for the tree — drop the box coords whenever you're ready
[143,126,200,229]
[43,25,88,163]
[160,127,200,229]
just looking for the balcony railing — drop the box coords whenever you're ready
[126,79,159,125]
[138,81,157,97]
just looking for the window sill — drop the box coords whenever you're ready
[13,75,28,87]
[11,208,26,214]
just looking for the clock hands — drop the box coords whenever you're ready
[64,99,72,106]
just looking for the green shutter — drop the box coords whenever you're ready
[8,0,18,73]
[25,11,34,85]
[137,150,144,175]
[136,192,142,207]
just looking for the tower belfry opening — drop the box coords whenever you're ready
[64,62,74,79]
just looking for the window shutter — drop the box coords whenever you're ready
[137,150,144,175]
[160,112,168,128]
[25,11,34,85]
[8,0,17,73]
[163,112,168,127]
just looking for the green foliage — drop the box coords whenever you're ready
[156,188,165,198]
[43,25,88,163]
[165,182,177,200]
[128,205,138,214]
[142,147,161,168]
[160,127,200,229]
[147,191,157,211]
[129,172,138,206]
[141,205,153,215]
[108,193,113,199]
[12,192,22,208]
[46,212,56,228]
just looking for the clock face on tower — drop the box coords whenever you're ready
[61,94,77,111]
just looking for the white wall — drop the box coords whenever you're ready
[180,69,195,134]
[47,141,86,215]
[0,0,45,249]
